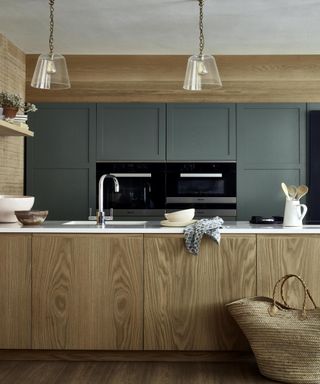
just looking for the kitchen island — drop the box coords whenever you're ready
[0,221,319,359]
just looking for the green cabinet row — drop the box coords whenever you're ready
[97,103,236,161]
[26,103,307,221]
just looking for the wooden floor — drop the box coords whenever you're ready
[0,361,278,383]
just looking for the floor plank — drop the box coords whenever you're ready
[0,361,278,384]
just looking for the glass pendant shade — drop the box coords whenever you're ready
[31,53,70,90]
[183,54,222,91]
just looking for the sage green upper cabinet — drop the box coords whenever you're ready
[97,104,166,161]
[237,104,306,220]
[166,104,236,161]
[26,104,96,220]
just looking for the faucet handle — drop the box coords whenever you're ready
[105,208,114,221]
[88,207,97,221]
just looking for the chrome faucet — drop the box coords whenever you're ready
[97,174,120,225]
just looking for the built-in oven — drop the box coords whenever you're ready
[96,163,166,219]
[166,162,236,220]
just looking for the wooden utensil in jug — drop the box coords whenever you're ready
[288,185,297,200]
[281,182,291,200]
[296,185,308,200]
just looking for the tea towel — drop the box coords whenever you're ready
[184,217,224,255]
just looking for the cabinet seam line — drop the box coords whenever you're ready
[30,234,33,349]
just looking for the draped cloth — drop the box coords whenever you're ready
[184,217,224,255]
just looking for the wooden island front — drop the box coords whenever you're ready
[1,228,319,358]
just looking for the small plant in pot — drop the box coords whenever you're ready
[0,91,22,118]
[0,92,37,119]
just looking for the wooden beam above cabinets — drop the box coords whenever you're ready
[26,55,320,103]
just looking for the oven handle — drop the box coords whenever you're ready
[110,173,152,178]
[166,196,236,204]
[180,173,223,178]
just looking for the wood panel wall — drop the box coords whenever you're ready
[26,54,320,103]
[0,34,25,194]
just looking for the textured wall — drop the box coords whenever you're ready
[0,34,25,194]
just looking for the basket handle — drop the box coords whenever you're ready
[268,274,317,319]
[280,275,317,310]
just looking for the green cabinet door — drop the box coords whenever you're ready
[97,104,166,161]
[167,104,236,161]
[237,104,306,220]
[26,104,96,220]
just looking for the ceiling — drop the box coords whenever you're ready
[2,0,320,55]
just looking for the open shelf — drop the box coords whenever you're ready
[0,119,34,137]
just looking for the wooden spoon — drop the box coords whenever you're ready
[287,185,297,200]
[296,185,308,200]
[281,182,291,200]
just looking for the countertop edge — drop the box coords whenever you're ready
[1,221,320,234]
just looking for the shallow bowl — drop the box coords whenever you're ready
[15,210,48,226]
[164,208,195,222]
[0,195,34,223]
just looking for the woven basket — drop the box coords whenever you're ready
[227,274,320,384]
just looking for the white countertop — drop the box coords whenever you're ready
[1,220,320,234]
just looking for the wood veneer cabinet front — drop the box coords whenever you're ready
[0,234,31,348]
[32,234,143,350]
[257,235,320,308]
[144,234,256,350]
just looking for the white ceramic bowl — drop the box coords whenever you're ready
[164,208,195,223]
[0,195,35,223]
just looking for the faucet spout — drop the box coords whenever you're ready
[97,174,119,225]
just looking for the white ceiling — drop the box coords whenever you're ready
[1,0,320,55]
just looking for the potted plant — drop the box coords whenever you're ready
[0,91,23,118]
[0,92,37,119]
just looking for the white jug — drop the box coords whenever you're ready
[283,199,308,227]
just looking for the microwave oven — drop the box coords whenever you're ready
[165,162,236,219]
[96,163,166,218]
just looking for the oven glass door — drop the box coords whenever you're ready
[166,163,236,202]
[96,163,165,210]
[106,174,153,209]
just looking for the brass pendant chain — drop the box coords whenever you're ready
[199,0,205,57]
[49,0,55,55]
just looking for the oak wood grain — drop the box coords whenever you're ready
[0,361,274,384]
[0,234,31,348]
[0,34,25,195]
[257,235,320,309]
[144,234,256,351]
[26,54,320,103]
[32,234,143,350]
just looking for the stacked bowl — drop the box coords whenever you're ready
[0,195,34,223]
[161,208,196,227]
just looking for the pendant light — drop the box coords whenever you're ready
[183,0,222,91]
[31,0,70,90]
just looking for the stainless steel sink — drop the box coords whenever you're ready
[63,220,147,226]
